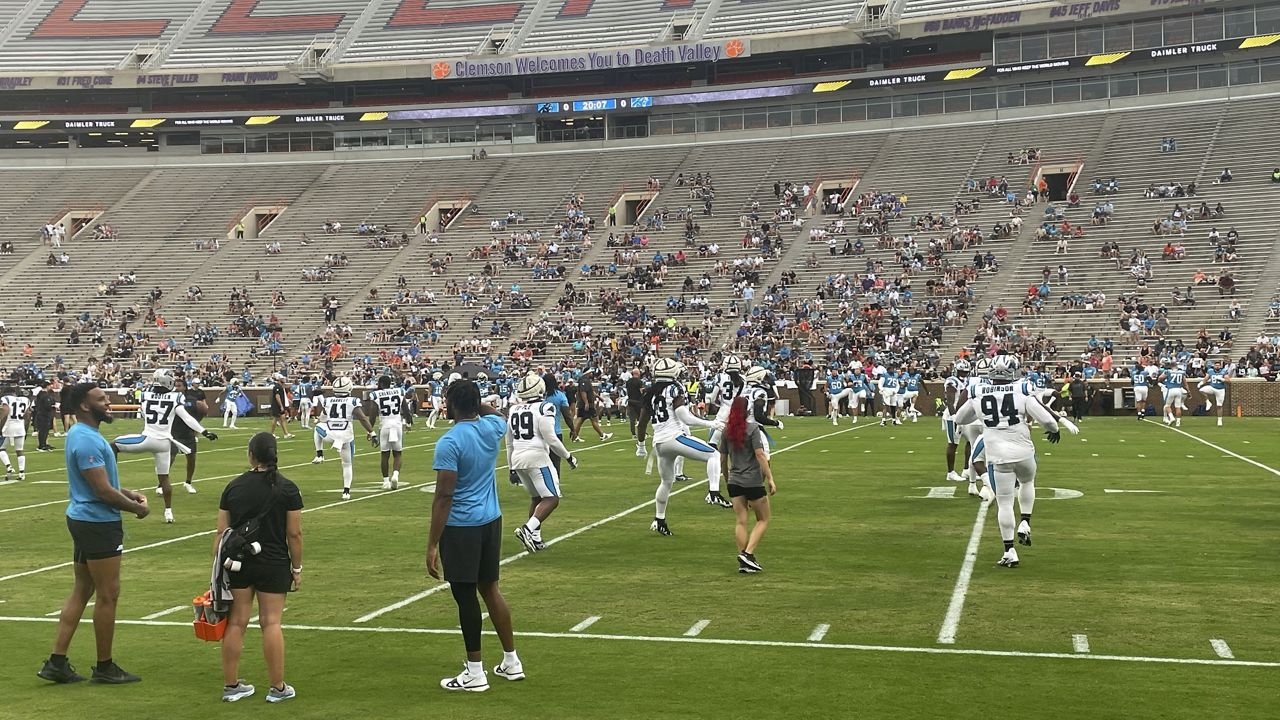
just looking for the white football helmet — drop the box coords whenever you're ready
[476,371,489,380]
[723,355,743,373]
[332,375,354,396]
[974,356,993,378]
[953,359,972,376]
[516,373,546,401]
[744,365,769,385]
[151,368,176,391]
[988,354,1021,383]
[652,358,684,380]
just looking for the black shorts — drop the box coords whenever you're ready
[577,404,596,419]
[67,518,124,563]
[728,484,767,501]
[271,406,285,418]
[229,561,292,594]
[172,435,197,455]
[439,518,502,585]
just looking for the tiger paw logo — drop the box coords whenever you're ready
[724,39,744,58]
[432,62,451,79]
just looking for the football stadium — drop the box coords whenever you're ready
[0,0,1277,716]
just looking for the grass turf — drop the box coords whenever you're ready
[0,413,1275,719]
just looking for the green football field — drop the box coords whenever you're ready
[0,413,1275,719]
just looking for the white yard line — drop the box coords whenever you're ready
[0,465,437,584]
[570,615,602,632]
[1073,634,1091,653]
[141,605,189,620]
[936,499,991,645]
[0,438,439,515]
[684,619,711,637]
[808,623,830,642]
[353,426,868,624]
[0,615,1275,669]
[1211,638,1234,659]
[1156,424,1280,477]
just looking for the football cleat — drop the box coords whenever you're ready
[967,482,980,497]
[675,474,694,483]
[340,490,351,501]
[184,483,197,494]
[979,485,995,503]
[381,479,393,490]
[601,432,614,441]
[650,518,672,536]
[1174,418,1181,427]
[532,540,547,552]
[705,491,733,509]
[1017,520,1032,546]
[947,471,965,483]
[310,456,323,464]
[850,416,858,423]
[893,418,903,425]
[514,525,539,554]
[163,508,174,524]
[635,442,647,457]
[154,485,163,495]
[997,549,1020,568]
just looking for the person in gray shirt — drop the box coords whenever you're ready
[720,397,777,574]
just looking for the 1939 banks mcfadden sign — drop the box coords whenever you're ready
[428,38,750,80]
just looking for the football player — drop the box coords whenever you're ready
[1130,363,1150,420]
[942,359,971,483]
[311,375,376,500]
[878,364,902,426]
[369,375,408,490]
[221,377,243,429]
[426,372,445,429]
[636,358,728,535]
[113,369,218,523]
[1158,360,1187,427]
[707,355,748,443]
[507,374,577,553]
[1198,360,1230,426]
[901,366,923,422]
[848,364,872,422]
[0,385,33,481]
[296,375,315,429]
[825,365,853,426]
[743,365,784,456]
[952,355,1078,568]
[167,375,209,494]
[955,357,991,497]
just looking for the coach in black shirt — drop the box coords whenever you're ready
[34,379,56,451]
[170,376,207,491]
[216,432,303,703]
[625,369,646,439]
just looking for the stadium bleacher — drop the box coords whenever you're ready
[0,0,204,71]
[702,0,859,39]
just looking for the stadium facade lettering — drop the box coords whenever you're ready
[446,39,747,80]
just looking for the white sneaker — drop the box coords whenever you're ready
[184,483,197,494]
[912,415,918,423]
[831,418,838,426]
[1017,519,1032,546]
[979,485,995,503]
[163,508,174,524]
[440,665,489,692]
[635,443,646,457]
[947,471,965,483]
[1217,417,1223,426]
[310,456,323,464]
[893,419,902,425]
[997,548,1020,568]
[850,416,858,423]
[1174,418,1181,427]
[381,479,392,490]
[967,481,979,497]
[493,661,525,681]
[283,433,295,439]
[601,432,614,441]
[154,485,163,496]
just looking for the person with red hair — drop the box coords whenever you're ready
[721,397,776,574]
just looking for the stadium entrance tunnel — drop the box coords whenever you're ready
[227,204,288,240]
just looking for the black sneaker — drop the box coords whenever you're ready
[738,552,763,572]
[90,661,141,684]
[650,518,672,536]
[675,474,694,482]
[37,659,85,683]
[704,491,733,509]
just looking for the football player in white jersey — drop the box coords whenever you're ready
[311,375,376,501]
[1198,360,1230,426]
[112,369,218,523]
[507,374,578,553]
[942,359,971,484]
[636,358,728,535]
[743,365,784,456]
[952,355,1078,568]
[369,375,409,490]
[707,356,748,444]
[955,357,993,497]
[0,385,33,481]
[1158,359,1188,427]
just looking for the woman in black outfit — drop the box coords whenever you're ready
[215,432,303,703]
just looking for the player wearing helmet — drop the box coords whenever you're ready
[369,375,410,490]
[507,374,577,552]
[312,375,376,500]
[942,359,971,483]
[636,358,729,535]
[112,368,218,523]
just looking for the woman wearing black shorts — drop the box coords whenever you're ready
[215,432,303,703]
[720,397,777,574]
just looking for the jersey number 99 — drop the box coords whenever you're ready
[510,411,535,440]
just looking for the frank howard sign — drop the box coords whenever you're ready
[431,38,749,80]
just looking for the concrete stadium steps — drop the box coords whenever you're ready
[0,0,204,71]
[974,101,1278,358]
[163,0,372,68]
[520,0,714,53]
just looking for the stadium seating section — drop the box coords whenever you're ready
[3,96,1279,377]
